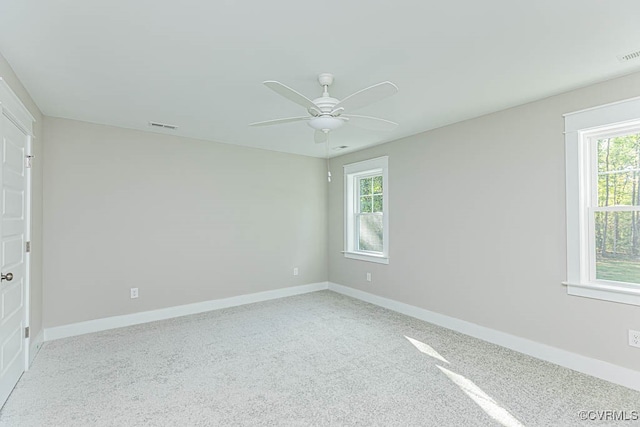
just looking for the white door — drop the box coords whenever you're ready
[0,113,28,405]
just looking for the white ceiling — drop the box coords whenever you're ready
[1,1,640,158]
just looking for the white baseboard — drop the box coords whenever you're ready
[44,282,329,342]
[28,329,44,368]
[328,282,640,392]
[42,280,639,391]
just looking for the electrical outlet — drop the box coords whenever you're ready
[630,329,640,348]
[130,288,139,299]
[293,267,299,276]
[366,272,371,282]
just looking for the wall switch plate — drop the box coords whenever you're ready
[130,288,139,299]
[366,272,371,282]
[293,267,299,276]
[630,330,640,348]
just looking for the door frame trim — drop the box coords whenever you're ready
[23,134,32,370]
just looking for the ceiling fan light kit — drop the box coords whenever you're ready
[250,73,398,143]
[307,116,345,132]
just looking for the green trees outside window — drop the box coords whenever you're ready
[595,133,640,284]
[357,175,383,252]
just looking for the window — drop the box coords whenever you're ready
[344,156,389,264]
[591,131,640,283]
[564,96,640,306]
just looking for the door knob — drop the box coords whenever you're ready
[1,273,13,282]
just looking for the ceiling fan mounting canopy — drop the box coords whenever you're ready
[250,72,398,144]
[317,73,334,87]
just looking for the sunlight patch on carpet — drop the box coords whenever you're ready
[437,365,525,427]
[405,336,449,364]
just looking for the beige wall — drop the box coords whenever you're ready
[43,118,328,327]
[5,40,640,373]
[329,72,640,372]
[0,52,44,342]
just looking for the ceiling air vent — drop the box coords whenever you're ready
[618,50,640,62]
[149,121,178,130]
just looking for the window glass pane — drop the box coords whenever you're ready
[360,196,372,213]
[373,195,383,213]
[598,171,638,206]
[358,214,383,252]
[595,211,640,284]
[360,177,372,196]
[597,134,640,206]
[373,175,383,194]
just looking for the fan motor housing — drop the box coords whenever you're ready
[312,96,339,114]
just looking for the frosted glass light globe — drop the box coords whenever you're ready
[308,116,344,132]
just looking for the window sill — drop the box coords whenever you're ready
[343,251,389,265]
[563,281,640,306]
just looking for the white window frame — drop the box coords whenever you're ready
[344,156,389,264]
[564,96,640,306]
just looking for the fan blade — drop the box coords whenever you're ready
[249,117,309,127]
[343,115,398,131]
[264,81,319,111]
[314,130,328,144]
[334,81,398,112]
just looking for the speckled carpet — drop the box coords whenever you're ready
[1,291,638,426]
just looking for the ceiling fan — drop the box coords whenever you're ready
[250,73,398,144]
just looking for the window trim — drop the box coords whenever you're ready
[344,156,389,264]
[564,96,640,306]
